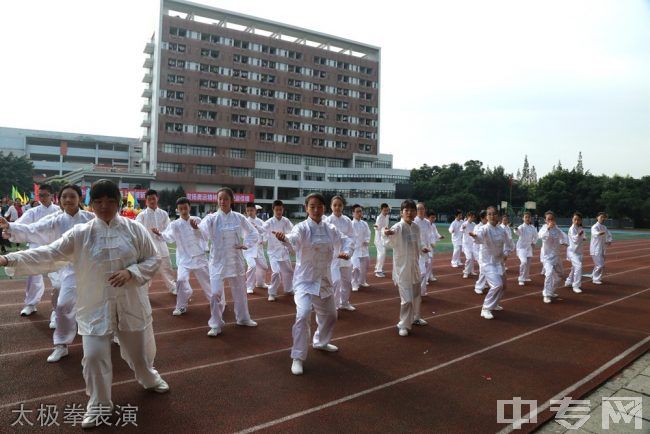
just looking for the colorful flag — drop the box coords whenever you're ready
[127,192,135,207]
[84,188,91,206]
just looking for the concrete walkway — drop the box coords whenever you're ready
[536,351,649,433]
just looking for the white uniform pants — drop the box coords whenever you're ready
[291,292,337,361]
[210,274,251,328]
[176,265,217,312]
[451,243,462,266]
[565,253,583,289]
[542,259,563,297]
[352,256,369,288]
[375,243,387,273]
[475,268,488,292]
[482,270,506,310]
[53,272,78,346]
[332,265,352,308]
[155,255,176,292]
[268,259,294,296]
[419,255,432,296]
[591,253,605,282]
[82,325,162,410]
[518,253,532,283]
[463,248,477,276]
[245,254,269,290]
[398,283,422,330]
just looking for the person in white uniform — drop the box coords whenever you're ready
[590,212,613,285]
[514,211,538,286]
[262,200,294,301]
[538,211,569,303]
[383,200,430,336]
[426,211,444,282]
[414,202,435,296]
[326,196,356,311]
[565,211,587,293]
[0,179,169,429]
[373,203,391,277]
[449,210,464,267]
[460,211,477,278]
[135,189,177,295]
[244,202,269,294]
[473,210,489,294]
[160,197,214,317]
[6,184,60,317]
[469,206,514,319]
[273,193,352,375]
[351,204,371,292]
[1,184,94,362]
[500,214,514,271]
[199,187,259,337]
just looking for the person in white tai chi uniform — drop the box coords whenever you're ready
[262,200,294,302]
[514,211,538,286]
[199,187,259,337]
[326,195,356,311]
[273,193,352,376]
[426,211,444,282]
[373,203,391,277]
[1,184,94,363]
[351,204,371,292]
[473,210,489,295]
[5,184,60,317]
[565,211,587,293]
[469,206,514,320]
[460,211,477,278]
[160,197,215,317]
[0,179,169,429]
[383,200,430,336]
[135,189,177,295]
[414,202,435,296]
[538,211,569,304]
[449,210,464,267]
[244,202,269,294]
[590,212,612,285]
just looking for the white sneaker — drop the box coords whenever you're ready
[543,296,552,304]
[49,311,57,329]
[524,278,532,282]
[494,305,503,311]
[564,281,572,288]
[360,282,370,287]
[148,379,170,394]
[20,305,37,316]
[112,335,120,346]
[313,343,338,352]
[471,272,478,276]
[412,318,428,326]
[398,328,408,337]
[291,359,303,375]
[374,272,385,278]
[572,287,583,293]
[518,281,525,286]
[474,288,484,294]
[480,309,494,320]
[257,283,269,289]
[172,307,186,316]
[429,276,438,282]
[246,288,254,294]
[351,286,359,292]
[340,303,356,311]
[207,327,222,337]
[47,345,68,363]
[451,264,459,268]
[170,287,178,295]
[267,295,276,302]
[462,274,469,279]
[593,280,603,285]
[236,319,258,327]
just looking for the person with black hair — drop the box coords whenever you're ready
[326,195,356,311]
[136,189,177,295]
[5,184,60,316]
[160,197,215,318]
[351,204,371,291]
[538,210,569,304]
[590,212,612,285]
[0,179,168,428]
[373,203,391,277]
[243,202,270,294]
[473,210,489,295]
[383,199,430,336]
[262,200,294,301]
[426,211,444,282]
[1,184,94,362]
[449,209,464,268]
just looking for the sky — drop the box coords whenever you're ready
[1,0,648,178]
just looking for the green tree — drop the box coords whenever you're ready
[0,152,34,198]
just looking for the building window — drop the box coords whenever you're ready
[194,164,216,175]
[255,151,275,162]
[278,170,301,181]
[229,167,250,177]
[229,148,246,159]
[305,156,326,167]
[252,168,275,179]
[162,143,186,154]
[303,172,325,181]
[158,162,183,172]
[278,153,302,165]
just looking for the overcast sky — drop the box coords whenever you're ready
[1,0,648,178]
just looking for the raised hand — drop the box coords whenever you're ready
[189,218,199,230]
[151,228,161,236]
[272,231,286,242]
[108,269,132,287]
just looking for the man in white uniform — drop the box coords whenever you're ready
[373,203,391,277]
[590,212,613,285]
[414,202,435,296]
[244,202,269,294]
[449,210,464,267]
[351,204,371,291]
[514,211,538,286]
[262,200,294,301]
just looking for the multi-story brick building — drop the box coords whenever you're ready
[141,0,410,213]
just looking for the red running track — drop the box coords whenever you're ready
[0,238,648,433]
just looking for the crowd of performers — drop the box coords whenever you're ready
[0,180,612,428]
